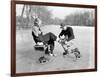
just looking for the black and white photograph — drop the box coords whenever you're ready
[12,1,97,76]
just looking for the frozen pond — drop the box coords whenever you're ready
[16,25,95,73]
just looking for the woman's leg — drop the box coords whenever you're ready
[48,40,54,54]
[43,32,57,55]
[49,32,57,41]
[43,32,57,43]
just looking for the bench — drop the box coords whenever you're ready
[34,44,47,51]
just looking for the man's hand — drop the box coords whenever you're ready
[57,38,65,44]
[60,35,65,39]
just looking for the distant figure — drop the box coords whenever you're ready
[31,15,57,56]
[58,23,75,55]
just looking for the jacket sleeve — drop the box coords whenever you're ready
[67,27,75,41]
[59,30,64,38]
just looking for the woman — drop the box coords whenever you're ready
[32,17,57,56]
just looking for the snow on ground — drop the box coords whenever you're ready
[16,25,95,73]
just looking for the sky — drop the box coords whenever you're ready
[47,6,94,19]
[16,4,94,20]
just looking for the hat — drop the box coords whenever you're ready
[31,13,38,19]
[60,23,66,28]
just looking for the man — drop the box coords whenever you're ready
[58,23,75,55]
[32,16,57,56]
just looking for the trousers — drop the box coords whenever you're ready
[32,32,57,54]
